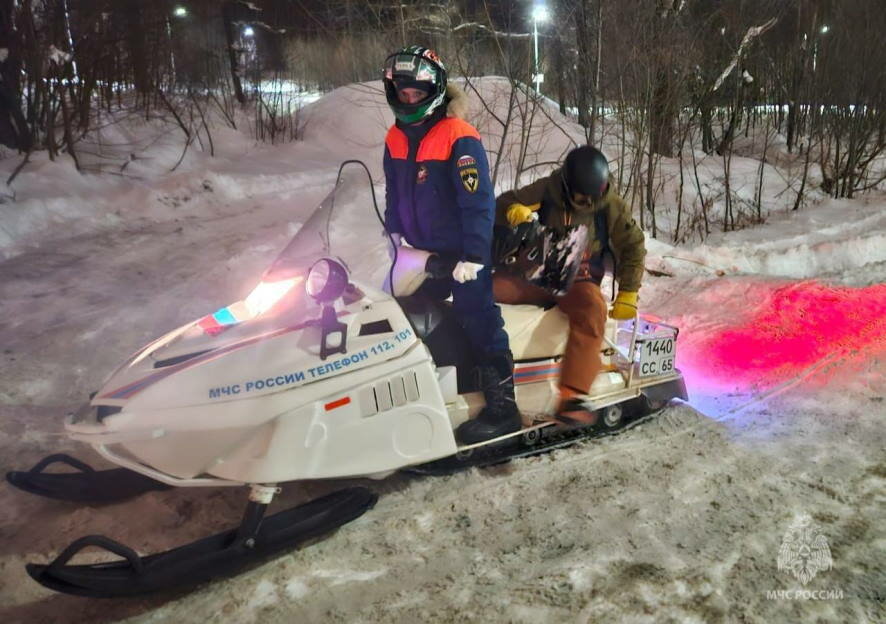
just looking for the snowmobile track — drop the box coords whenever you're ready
[403,400,675,476]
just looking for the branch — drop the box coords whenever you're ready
[233,20,286,34]
[6,149,31,186]
[157,90,193,172]
[712,17,778,92]
[452,22,532,39]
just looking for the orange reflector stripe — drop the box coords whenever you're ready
[324,396,351,411]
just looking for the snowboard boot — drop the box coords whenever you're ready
[455,352,522,445]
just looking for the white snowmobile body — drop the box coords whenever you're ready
[66,169,686,487]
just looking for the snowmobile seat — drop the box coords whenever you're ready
[398,296,617,373]
[501,303,618,364]
[499,304,570,360]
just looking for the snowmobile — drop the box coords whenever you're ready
[7,161,686,598]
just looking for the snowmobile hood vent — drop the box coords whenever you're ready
[358,371,421,415]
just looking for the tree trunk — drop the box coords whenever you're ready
[594,0,603,140]
[124,0,150,97]
[222,1,246,105]
[0,0,32,150]
[574,0,595,137]
[0,0,20,92]
[700,101,713,153]
[648,2,680,157]
[552,27,567,115]
[650,67,676,156]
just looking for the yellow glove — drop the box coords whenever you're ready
[505,202,540,226]
[609,291,638,320]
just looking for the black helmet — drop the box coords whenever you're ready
[382,46,448,124]
[562,146,610,201]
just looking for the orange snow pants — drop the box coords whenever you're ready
[493,274,608,393]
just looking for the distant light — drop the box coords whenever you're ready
[532,4,549,22]
[173,6,187,17]
[820,25,830,34]
[243,26,255,37]
[720,26,726,35]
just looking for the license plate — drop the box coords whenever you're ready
[639,337,675,377]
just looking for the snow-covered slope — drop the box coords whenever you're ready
[0,79,883,623]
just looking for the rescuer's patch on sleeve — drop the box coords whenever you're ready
[460,167,479,193]
[456,155,476,169]
[457,154,479,193]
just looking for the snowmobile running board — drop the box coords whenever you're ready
[25,486,377,598]
[404,394,661,476]
[6,454,171,504]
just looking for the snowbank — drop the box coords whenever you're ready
[645,195,886,281]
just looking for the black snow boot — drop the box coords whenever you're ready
[455,352,522,445]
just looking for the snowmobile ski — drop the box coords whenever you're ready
[26,486,377,598]
[6,453,171,504]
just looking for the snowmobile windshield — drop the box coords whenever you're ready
[196,164,387,335]
[261,163,388,290]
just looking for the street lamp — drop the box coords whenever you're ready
[173,6,187,17]
[532,4,549,93]
[243,26,255,37]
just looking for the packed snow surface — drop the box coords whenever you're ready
[0,79,883,623]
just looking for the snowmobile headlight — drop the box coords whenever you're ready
[306,258,349,303]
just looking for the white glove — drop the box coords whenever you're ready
[452,261,484,283]
[387,232,402,260]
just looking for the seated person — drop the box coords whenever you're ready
[493,146,647,423]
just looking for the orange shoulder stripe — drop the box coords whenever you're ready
[417,118,482,162]
[385,126,408,159]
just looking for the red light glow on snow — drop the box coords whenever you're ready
[677,281,886,392]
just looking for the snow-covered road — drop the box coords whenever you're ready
[0,82,883,622]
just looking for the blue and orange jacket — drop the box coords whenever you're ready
[383,108,495,265]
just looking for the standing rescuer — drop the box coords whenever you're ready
[381,46,521,444]
[493,146,647,423]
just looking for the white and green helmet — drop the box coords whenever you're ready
[382,46,448,124]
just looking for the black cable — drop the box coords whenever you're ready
[332,159,398,294]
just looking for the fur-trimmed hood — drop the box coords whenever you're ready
[445,83,469,120]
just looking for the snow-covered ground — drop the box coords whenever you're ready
[0,79,883,623]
